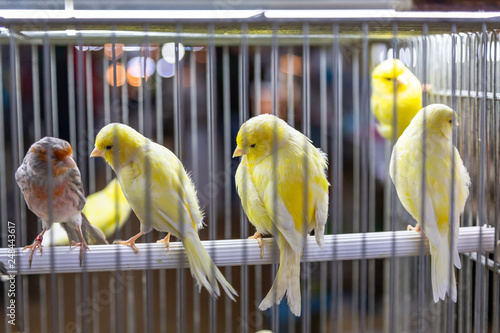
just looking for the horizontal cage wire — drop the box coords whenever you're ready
[0,11,499,333]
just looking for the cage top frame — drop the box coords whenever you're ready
[0,10,500,45]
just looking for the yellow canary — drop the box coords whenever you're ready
[82,178,131,238]
[390,104,470,302]
[234,114,329,316]
[371,59,422,140]
[91,123,237,301]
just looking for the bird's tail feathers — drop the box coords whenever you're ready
[182,232,238,301]
[81,213,108,245]
[61,222,83,244]
[430,231,457,303]
[315,225,324,248]
[314,199,328,248]
[452,219,461,269]
[259,236,301,316]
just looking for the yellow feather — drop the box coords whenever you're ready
[234,114,329,316]
[93,123,237,301]
[371,59,423,140]
[82,178,131,238]
[390,104,470,302]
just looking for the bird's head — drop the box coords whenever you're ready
[28,137,77,176]
[91,123,145,170]
[420,104,458,139]
[371,59,411,95]
[233,114,290,164]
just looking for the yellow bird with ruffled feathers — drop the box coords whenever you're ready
[371,59,423,140]
[233,114,329,316]
[91,123,237,301]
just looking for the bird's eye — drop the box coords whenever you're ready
[385,77,392,81]
[51,154,56,160]
[105,145,112,150]
[448,119,453,124]
[250,144,256,148]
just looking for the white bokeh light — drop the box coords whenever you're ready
[162,43,185,63]
[127,56,156,77]
[157,59,175,78]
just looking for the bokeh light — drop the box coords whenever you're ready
[106,63,126,86]
[127,56,156,78]
[142,43,160,60]
[127,72,144,87]
[157,59,175,78]
[279,54,303,76]
[162,43,185,63]
[104,43,124,60]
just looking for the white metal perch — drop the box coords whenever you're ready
[0,226,495,275]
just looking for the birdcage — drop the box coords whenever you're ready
[0,2,499,333]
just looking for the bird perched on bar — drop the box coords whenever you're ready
[42,178,131,246]
[390,104,470,303]
[371,58,423,140]
[91,123,238,301]
[16,137,108,268]
[233,114,329,316]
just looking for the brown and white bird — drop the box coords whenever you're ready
[16,137,107,267]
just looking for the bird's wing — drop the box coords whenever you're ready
[267,197,304,254]
[418,189,441,250]
[67,167,86,211]
[181,173,204,230]
[134,146,201,237]
[391,143,440,248]
[235,161,273,234]
[236,160,303,253]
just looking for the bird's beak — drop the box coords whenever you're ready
[233,147,245,157]
[455,120,459,126]
[90,148,103,158]
[397,74,408,86]
[63,156,77,169]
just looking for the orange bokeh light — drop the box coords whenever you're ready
[104,43,124,60]
[106,63,126,87]
[280,54,303,76]
[142,43,160,60]
[126,72,151,87]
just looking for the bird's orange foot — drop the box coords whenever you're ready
[23,234,44,269]
[156,233,171,254]
[422,83,433,93]
[114,238,140,254]
[407,224,422,233]
[70,240,90,266]
[249,232,264,259]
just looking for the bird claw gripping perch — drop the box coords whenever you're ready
[23,234,44,269]
[70,240,90,267]
[248,232,264,259]
[156,233,171,254]
[407,224,422,233]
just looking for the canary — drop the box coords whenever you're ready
[371,59,422,140]
[16,137,107,267]
[91,123,237,301]
[234,114,329,316]
[390,104,470,302]
[42,178,131,246]
[82,178,131,238]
